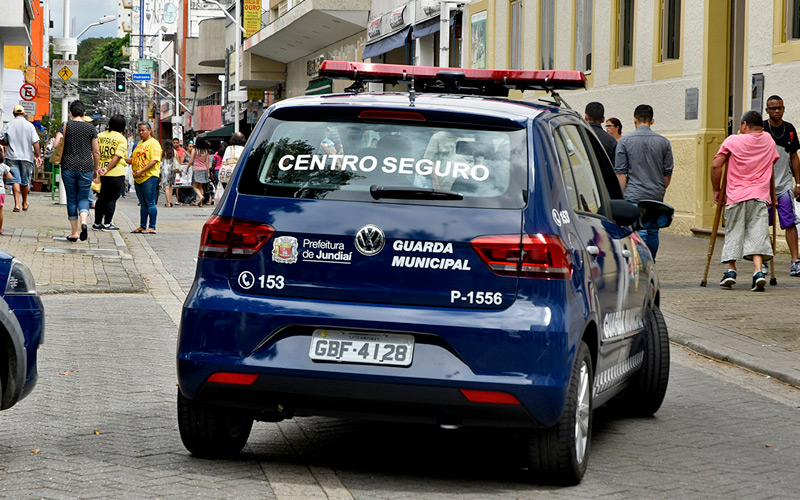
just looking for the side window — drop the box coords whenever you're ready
[553,132,580,210]
[557,125,603,214]
[582,128,623,200]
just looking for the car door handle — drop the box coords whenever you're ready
[622,249,631,259]
[586,245,600,256]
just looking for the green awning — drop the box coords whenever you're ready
[306,78,332,96]
[198,123,235,139]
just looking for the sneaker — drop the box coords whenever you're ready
[719,270,737,288]
[102,223,120,231]
[751,271,767,291]
[91,223,104,231]
[791,260,800,277]
[761,263,770,276]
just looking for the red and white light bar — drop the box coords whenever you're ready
[319,60,587,93]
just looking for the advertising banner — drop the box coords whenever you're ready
[244,0,262,38]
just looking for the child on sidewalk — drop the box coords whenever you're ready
[0,147,13,235]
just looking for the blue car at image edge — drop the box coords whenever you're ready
[177,61,674,485]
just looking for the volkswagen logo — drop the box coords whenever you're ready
[355,225,385,256]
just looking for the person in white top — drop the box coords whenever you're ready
[220,132,246,188]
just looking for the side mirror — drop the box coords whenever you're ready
[609,199,640,227]
[635,199,674,230]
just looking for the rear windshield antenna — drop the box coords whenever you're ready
[540,89,574,110]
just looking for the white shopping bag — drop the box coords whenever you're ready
[215,183,225,204]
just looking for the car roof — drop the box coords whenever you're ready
[269,92,569,124]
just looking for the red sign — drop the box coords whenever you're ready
[20,83,36,101]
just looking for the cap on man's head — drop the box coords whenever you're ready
[13,105,25,115]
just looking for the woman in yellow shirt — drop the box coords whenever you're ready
[92,114,127,231]
[126,122,162,234]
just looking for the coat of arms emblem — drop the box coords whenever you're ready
[272,236,298,264]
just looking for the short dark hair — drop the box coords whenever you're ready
[69,100,86,117]
[108,114,126,134]
[607,117,622,133]
[766,95,783,104]
[741,110,764,128]
[137,122,152,130]
[634,104,654,123]
[229,132,246,146]
[585,102,605,122]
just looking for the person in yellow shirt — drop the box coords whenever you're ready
[92,114,128,231]
[126,122,162,234]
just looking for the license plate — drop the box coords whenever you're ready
[309,330,414,366]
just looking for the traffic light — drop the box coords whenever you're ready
[190,75,199,93]
[115,71,126,92]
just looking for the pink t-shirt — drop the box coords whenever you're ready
[715,131,779,205]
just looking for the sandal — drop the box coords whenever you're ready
[12,207,20,212]
[22,204,29,211]
[143,229,157,234]
[131,227,146,233]
[66,235,79,242]
[80,223,88,241]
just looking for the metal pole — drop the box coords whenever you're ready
[61,0,71,124]
[175,52,180,134]
[234,0,240,134]
[439,2,450,67]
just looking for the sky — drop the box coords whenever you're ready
[49,0,120,41]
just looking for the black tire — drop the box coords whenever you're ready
[177,389,253,457]
[525,341,593,486]
[618,305,670,416]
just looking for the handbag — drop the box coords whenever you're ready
[91,180,101,193]
[218,146,239,185]
[51,122,67,165]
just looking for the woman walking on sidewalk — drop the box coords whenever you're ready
[52,100,99,242]
[189,137,211,207]
[127,123,162,234]
[93,114,127,231]
[160,140,177,207]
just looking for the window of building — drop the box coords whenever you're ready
[575,0,593,73]
[617,0,634,68]
[787,0,800,41]
[540,0,555,70]
[509,0,523,69]
[661,0,681,61]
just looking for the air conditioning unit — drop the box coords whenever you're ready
[277,0,288,17]
[122,0,133,8]
[122,46,132,57]
[122,21,132,33]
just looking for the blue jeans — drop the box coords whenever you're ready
[134,176,158,230]
[61,169,93,220]
[639,228,660,260]
[6,159,32,186]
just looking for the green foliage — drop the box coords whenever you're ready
[79,35,130,78]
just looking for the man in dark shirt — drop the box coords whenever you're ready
[762,95,800,276]
[585,101,616,166]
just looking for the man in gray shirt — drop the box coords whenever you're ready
[614,104,674,259]
[1,106,42,212]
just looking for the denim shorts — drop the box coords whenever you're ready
[6,159,32,186]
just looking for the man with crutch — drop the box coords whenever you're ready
[711,110,780,291]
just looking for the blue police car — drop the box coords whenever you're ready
[177,62,673,484]
[0,253,44,410]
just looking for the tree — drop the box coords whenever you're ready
[79,35,130,78]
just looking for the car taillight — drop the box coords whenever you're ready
[198,215,275,259]
[470,234,572,279]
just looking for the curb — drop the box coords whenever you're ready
[665,311,800,388]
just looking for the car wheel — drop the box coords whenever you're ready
[617,305,670,416]
[177,389,253,457]
[525,341,592,485]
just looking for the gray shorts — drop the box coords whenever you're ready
[721,199,774,262]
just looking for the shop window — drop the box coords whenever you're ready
[509,0,523,69]
[616,0,634,68]
[540,0,555,70]
[575,0,593,73]
[660,0,681,61]
[787,0,800,41]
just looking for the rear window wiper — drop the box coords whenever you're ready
[370,185,464,200]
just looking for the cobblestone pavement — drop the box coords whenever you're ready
[1,193,800,498]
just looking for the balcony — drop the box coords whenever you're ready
[196,18,226,68]
[244,0,369,64]
[0,0,34,46]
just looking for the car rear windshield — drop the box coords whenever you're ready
[237,118,528,208]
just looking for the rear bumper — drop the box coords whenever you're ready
[178,281,583,428]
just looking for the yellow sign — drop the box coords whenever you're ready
[243,0,261,38]
[58,66,73,81]
[248,88,264,100]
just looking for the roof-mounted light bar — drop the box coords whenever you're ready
[319,61,587,97]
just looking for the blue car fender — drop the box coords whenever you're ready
[0,297,27,410]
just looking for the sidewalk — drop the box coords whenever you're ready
[0,191,145,294]
[1,193,798,388]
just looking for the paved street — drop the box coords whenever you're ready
[0,193,799,499]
